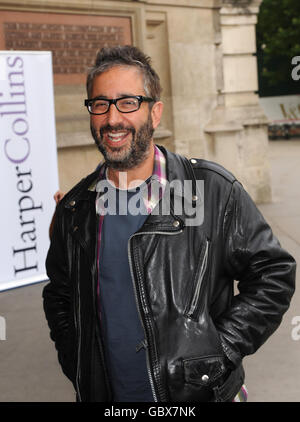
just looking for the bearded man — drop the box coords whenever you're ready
[43,45,295,403]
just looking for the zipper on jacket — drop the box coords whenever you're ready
[128,229,182,402]
[93,213,113,401]
[74,253,82,402]
[186,238,210,320]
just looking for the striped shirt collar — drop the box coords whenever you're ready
[95,145,167,215]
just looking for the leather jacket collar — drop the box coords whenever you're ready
[63,145,202,230]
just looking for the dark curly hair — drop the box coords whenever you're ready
[86,45,162,102]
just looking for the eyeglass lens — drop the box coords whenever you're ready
[89,97,140,114]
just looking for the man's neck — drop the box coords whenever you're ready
[106,142,155,190]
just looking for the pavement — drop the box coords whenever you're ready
[0,139,299,402]
[243,139,300,402]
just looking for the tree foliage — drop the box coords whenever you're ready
[256,0,300,96]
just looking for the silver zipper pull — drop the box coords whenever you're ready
[136,339,148,352]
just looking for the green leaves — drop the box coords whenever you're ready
[256,0,300,96]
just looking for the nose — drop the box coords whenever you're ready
[105,102,123,126]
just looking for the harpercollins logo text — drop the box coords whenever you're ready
[1,55,43,277]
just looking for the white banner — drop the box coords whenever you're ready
[0,51,59,291]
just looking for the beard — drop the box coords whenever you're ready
[91,113,154,171]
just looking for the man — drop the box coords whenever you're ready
[43,45,296,402]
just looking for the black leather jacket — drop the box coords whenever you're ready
[43,146,296,402]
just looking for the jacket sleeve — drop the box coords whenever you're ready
[215,181,296,368]
[43,203,75,383]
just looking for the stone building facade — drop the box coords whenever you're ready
[0,0,271,202]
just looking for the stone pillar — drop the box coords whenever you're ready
[165,3,219,159]
[205,0,271,203]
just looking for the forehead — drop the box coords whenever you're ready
[91,65,145,97]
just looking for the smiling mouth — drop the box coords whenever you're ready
[106,131,129,142]
[102,129,133,148]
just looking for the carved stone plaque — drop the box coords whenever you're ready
[0,11,132,84]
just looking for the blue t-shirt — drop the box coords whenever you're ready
[98,178,154,402]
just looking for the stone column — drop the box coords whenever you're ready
[205,0,271,203]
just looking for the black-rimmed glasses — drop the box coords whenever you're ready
[84,95,154,115]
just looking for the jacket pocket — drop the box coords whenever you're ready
[212,364,245,402]
[183,355,227,388]
[185,238,210,320]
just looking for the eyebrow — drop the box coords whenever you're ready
[92,93,138,99]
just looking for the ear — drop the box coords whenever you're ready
[151,101,164,129]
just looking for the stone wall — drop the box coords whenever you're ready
[204,0,271,202]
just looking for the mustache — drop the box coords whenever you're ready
[99,124,135,137]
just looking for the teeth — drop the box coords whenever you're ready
[107,131,127,141]
[108,132,126,138]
